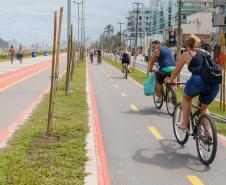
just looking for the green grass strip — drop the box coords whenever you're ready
[103,56,226,136]
[0,62,88,185]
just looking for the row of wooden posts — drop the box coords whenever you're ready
[47,7,82,136]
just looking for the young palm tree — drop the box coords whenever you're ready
[104,24,114,57]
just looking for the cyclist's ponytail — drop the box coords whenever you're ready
[186,34,200,50]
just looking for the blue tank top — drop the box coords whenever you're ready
[157,46,176,70]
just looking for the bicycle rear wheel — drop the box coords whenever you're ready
[196,114,217,165]
[166,87,177,116]
[153,92,164,109]
[173,103,189,145]
[124,65,128,79]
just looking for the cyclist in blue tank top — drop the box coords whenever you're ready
[148,40,176,102]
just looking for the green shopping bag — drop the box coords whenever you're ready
[144,72,156,96]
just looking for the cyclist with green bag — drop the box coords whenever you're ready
[148,40,176,102]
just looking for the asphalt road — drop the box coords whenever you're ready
[90,60,226,185]
[0,55,67,138]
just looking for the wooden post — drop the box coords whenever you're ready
[55,7,64,81]
[65,33,72,95]
[47,11,57,135]
[65,25,73,95]
[70,28,75,82]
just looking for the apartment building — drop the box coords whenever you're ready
[126,5,151,48]
[125,0,214,52]
[213,0,226,33]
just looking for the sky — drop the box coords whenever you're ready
[0,0,150,47]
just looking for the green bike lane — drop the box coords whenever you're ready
[89,60,226,185]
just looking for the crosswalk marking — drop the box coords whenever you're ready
[114,84,119,88]
[148,127,164,140]
[109,79,114,82]
[187,176,204,185]
[130,104,139,112]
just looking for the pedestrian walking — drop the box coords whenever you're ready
[131,49,136,71]
[8,46,15,64]
[18,46,24,64]
[89,49,94,64]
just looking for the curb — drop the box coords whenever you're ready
[85,61,98,185]
[85,60,111,185]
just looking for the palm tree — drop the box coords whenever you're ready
[104,24,114,57]
[105,24,114,37]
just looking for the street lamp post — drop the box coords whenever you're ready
[67,0,72,44]
[66,0,72,93]
[117,22,124,51]
[177,0,182,82]
[132,2,143,71]
[73,1,82,46]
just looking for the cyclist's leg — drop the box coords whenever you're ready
[180,95,192,129]
[10,57,12,64]
[181,75,202,129]
[200,104,209,115]
[155,71,165,100]
[199,84,220,132]
[122,63,124,73]
[156,83,162,98]
[200,84,219,116]
[126,63,128,73]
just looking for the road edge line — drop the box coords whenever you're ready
[85,61,98,185]
[87,62,111,185]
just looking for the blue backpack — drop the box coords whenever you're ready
[122,53,130,63]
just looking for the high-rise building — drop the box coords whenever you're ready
[213,0,226,33]
[149,0,214,42]
[149,0,177,41]
[126,5,151,48]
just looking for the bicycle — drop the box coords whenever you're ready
[90,55,93,64]
[122,63,128,79]
[97,56,101,65]
[173,85,217,165]
[153,72,177,116]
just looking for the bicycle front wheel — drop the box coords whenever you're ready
[173,103,189,145]
[166,87,177,116]
[196,114,217,165]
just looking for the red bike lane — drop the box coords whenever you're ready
[0,54,67,148]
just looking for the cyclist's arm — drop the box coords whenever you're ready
[168,52,187,83]
[148,49,159,71]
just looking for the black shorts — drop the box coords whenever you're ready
[122,61,130,65]
[155,70,171,84]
